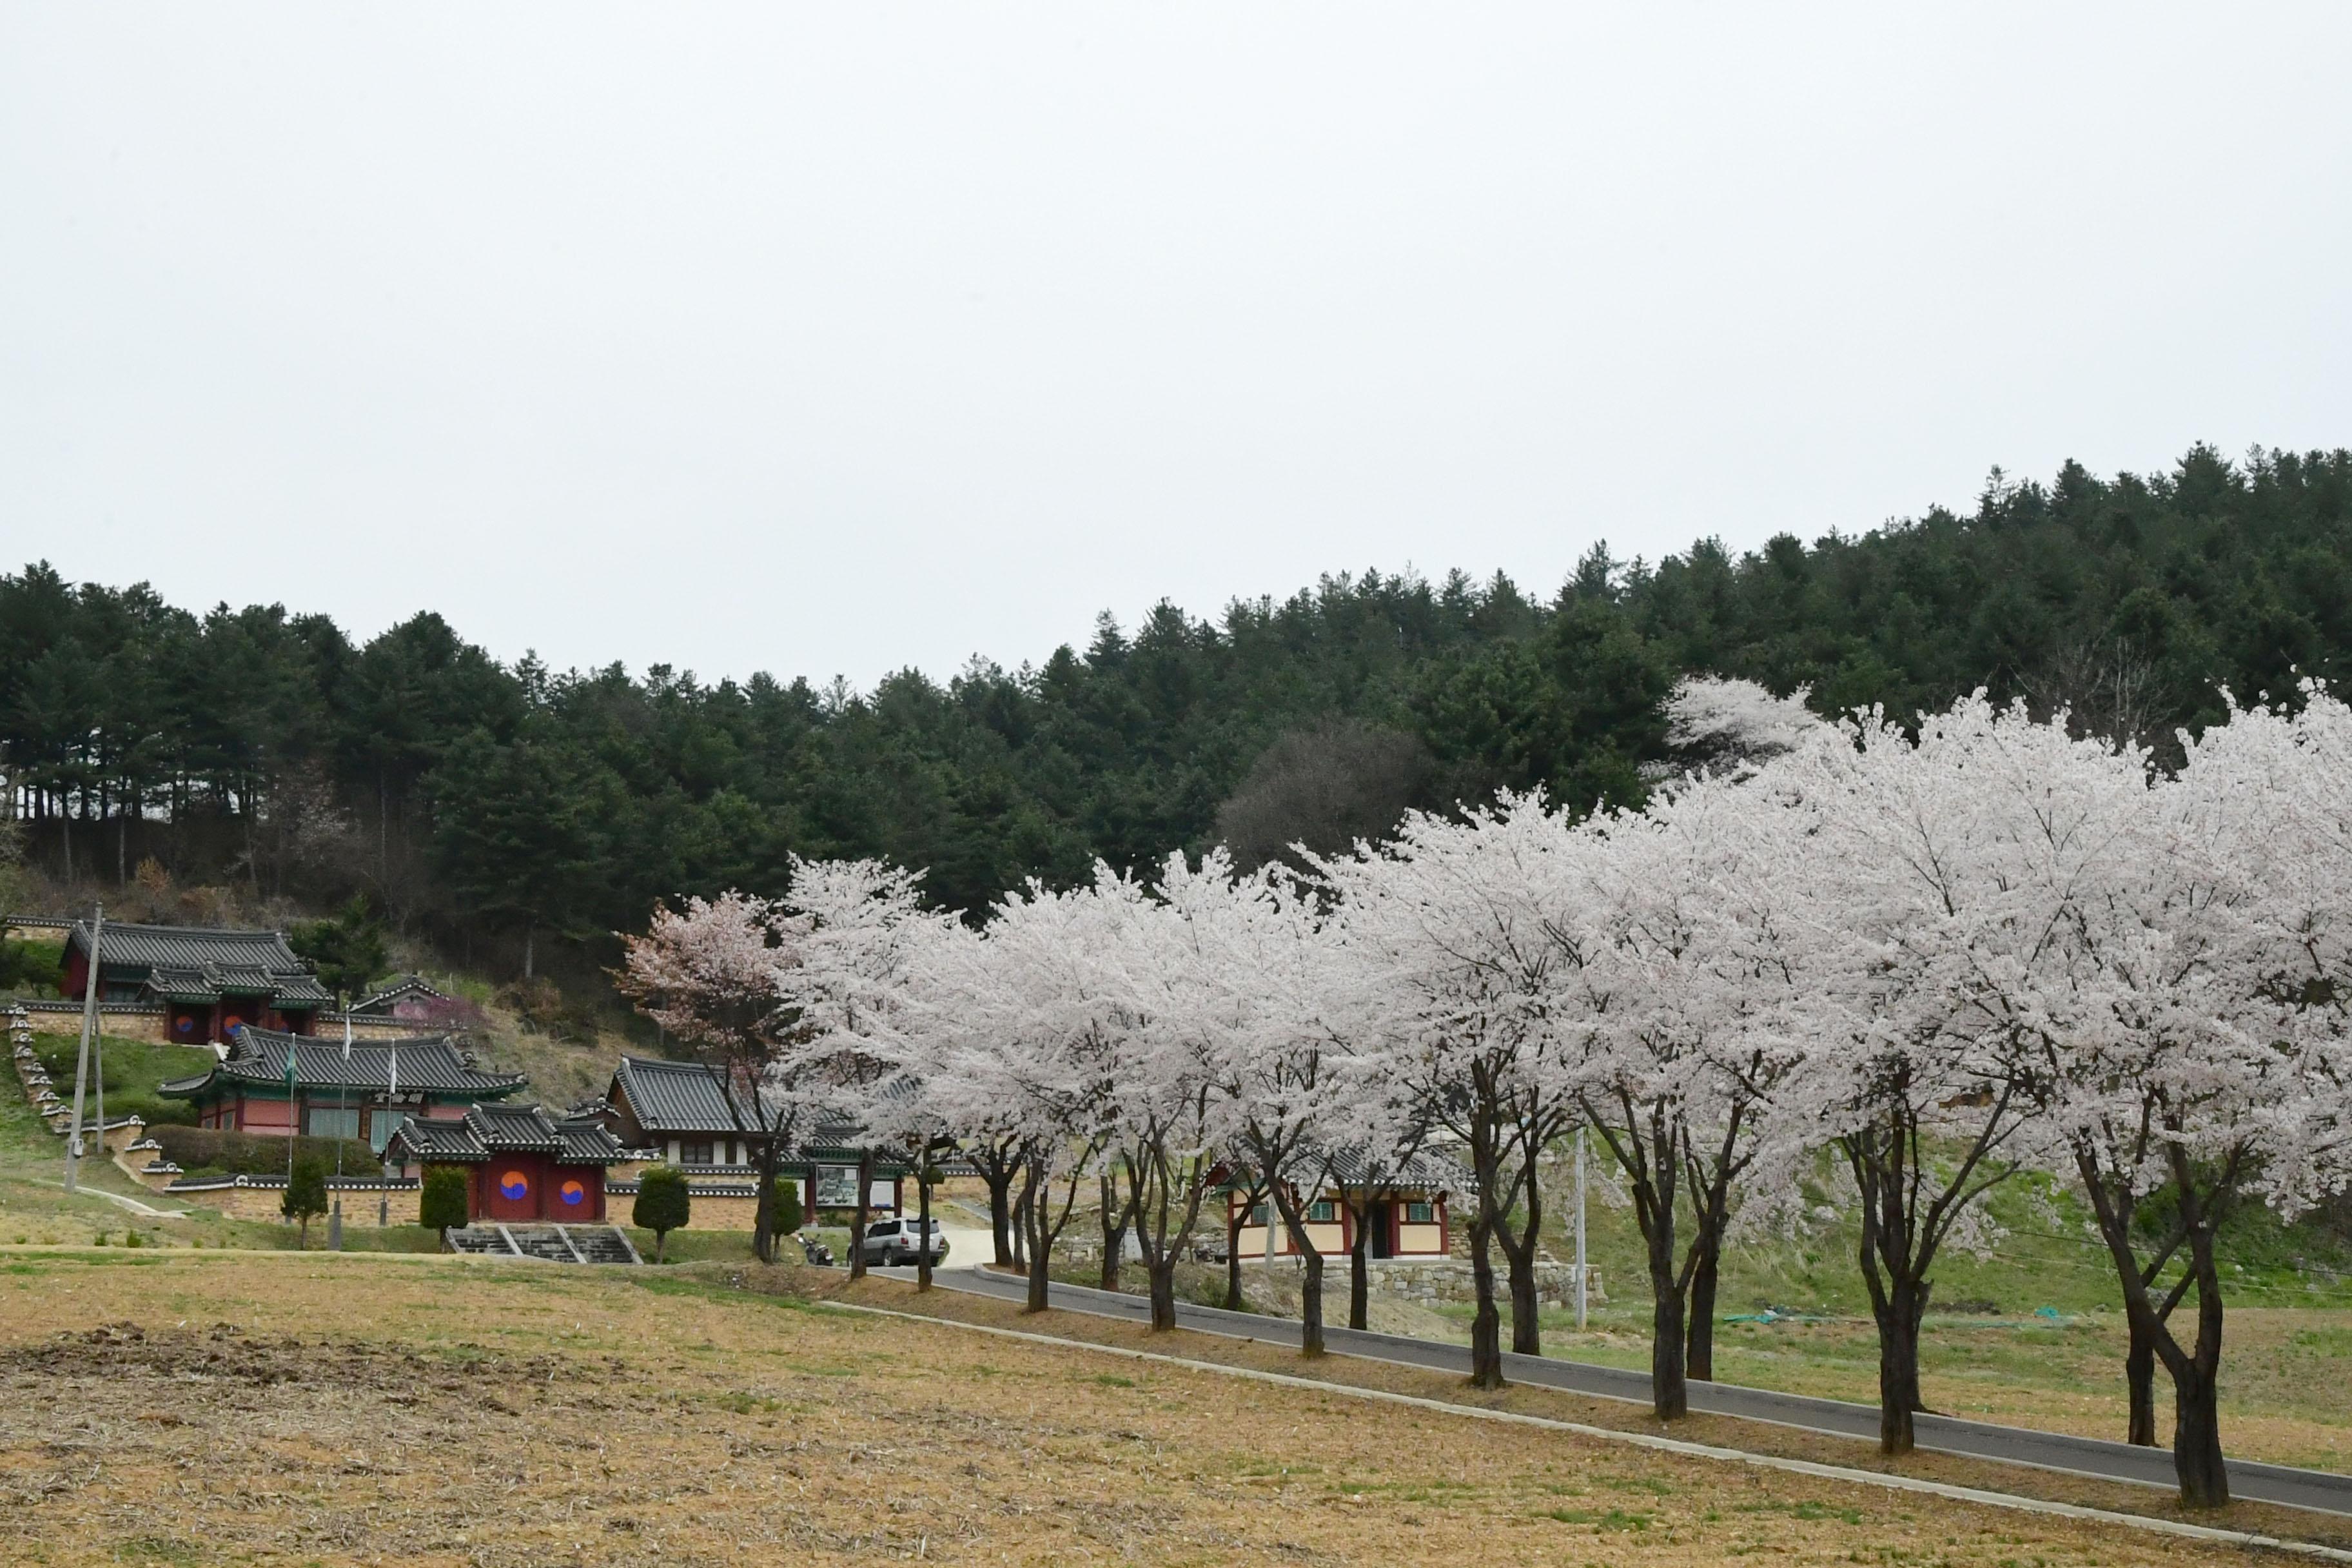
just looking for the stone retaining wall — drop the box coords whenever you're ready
[1362,1257,1603,1308]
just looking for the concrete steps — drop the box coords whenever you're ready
[446,1222,638,1264]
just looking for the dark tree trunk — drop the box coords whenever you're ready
[1467,1218,1504,1389]
[1493,1137,1547,1356]
[1099,1168,1127,1292]
[1647,1226,1689,1422]
[1870,1276,1928,1455]
[1146,1256,1178,1331]
[1587,1102,1692,1422]
[752,1141,773,1266]
[2171,1360,2229,1509]
[2076,1141,2239,1507]
[1224,1198,1246,1311]
[1506,1251,1541,1356]
[1347,1188,1372,1331]
[2126,1315,2158,1447]
[916,1155,935,1293]
[1271,1185,1328,1357]
[1015,1174,1052,1312]
[848,1148,874,1282]
[1685,1235,1720,1383]
[985,1157,1015,1268]
[1465,1112,1509,1389]
[1022,1200,1051,1312]
[1298,1246,1326,1355]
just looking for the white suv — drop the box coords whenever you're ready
[860,1217,948,1266]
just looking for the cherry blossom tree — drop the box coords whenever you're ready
[769,856,962,1281]
[1097,855,1255,1334]
[1199,854,1360,1353]
[1769,698,2095,1456]
[1572,770,1808,1419]
[1654,674,1819,779]
[917,875,1122,1312]
[612,890,810,1264]
[1315,793,1588,1387]
[2026,689,2352,1505]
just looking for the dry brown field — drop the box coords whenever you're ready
[0,1248,2335,1567]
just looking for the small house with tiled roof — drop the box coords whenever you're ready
[603,1054,906,1219]
[1226,1147,1469,1261]
[61,921,332,1044]
[384,1103,631,1223]
[158,1026,527,1150]
[348,974,455,1021]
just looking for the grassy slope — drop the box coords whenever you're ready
[29,1030,215,1127]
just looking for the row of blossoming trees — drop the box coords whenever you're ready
[616,678,2352,1510]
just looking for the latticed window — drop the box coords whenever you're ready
[306,1106,361,1141]
[1306,1200,1335,1222]
[1406,1200,1435,1224]
[680,1139,716,1165]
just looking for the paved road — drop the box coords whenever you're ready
[934,1266,2352,1518]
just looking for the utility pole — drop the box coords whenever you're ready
[63,905,104,1194]
[1573,1127,1588,1331]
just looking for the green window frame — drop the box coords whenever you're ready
[306,1106,361,1141]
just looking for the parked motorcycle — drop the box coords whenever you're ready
[798,1234,836,1268]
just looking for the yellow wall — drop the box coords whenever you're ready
[1234,1220,1352,1258]
[1396,1222,1445,1253]
[167,1181,422,1226]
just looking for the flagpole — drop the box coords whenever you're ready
[63,905,104,1194]
[329,1009,351,1248]
[286,1030,298,1191]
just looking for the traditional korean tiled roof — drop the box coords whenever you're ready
[609,1055,753,1134]
[348,975,453,1015]
[155,1027,527,1099]
[385,1117,491,1162]
[65,920,331,1008]
[71,919,304,974]
[1318,1146,1475,1195]
[384,1103,629,1166]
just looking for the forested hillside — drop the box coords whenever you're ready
[3,442,2347,979]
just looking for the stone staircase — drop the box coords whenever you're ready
[445,1222,641,1264]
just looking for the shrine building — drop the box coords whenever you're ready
[382,1102,631,1223]
[62,920,333,1044]
[157,1026,527,1152]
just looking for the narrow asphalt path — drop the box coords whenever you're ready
[933,1264,2352,1518]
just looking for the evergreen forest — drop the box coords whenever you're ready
[4,442,2348,981]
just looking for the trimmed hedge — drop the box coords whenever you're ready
[149,1124,373,1177]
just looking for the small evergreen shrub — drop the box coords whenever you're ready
[283,1157,329,1248]
[420,1167,471,1242]
[772,1181,804,1236]
[633,1166,691,1262]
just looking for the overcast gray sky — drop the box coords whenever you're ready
[5,6,2347,689]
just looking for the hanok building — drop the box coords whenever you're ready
[602,1054,906,1218]
[158,1026,527,1152]
[61,921,333,1044]
[1229,1148,1467,1260]
[383,1103,631,1224]
[347,974,456,1023]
